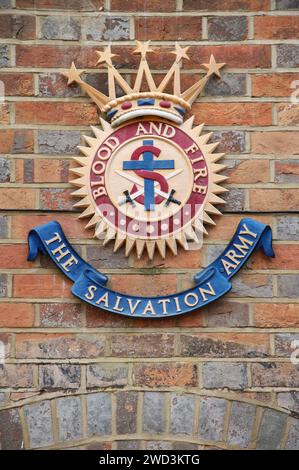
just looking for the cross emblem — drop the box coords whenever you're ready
[123,139,175,211]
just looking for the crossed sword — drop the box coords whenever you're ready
[116,168,183,207]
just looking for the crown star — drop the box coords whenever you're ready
[134,40,153,59]
[62,41,226,127]
[62,62,84,85]
[171,43,190,63]
[202,54,225,78]
[96,46,118,66]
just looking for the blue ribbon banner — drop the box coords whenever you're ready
[27,218,275,319]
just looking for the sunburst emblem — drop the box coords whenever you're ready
[63,42,227,259]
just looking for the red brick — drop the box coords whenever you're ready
[15,102,98,126]
[135,16,202,41]
[86,305,175,328]
[36,159,69,183]
[211,130,246,154]
[15,333,105,358]
[208,16,248,41]
[114,45,175,70]
[0,188,37,210]
[86,305,203,328]
[277,103,299,126]
[180,333,270,357]
[15,159,31,184]
[0,130,34,154]
[251,132,299,155]
[0,15,35,40]
[0,303,34,328]
[10,392,40,402]
[275,160,299,182]
[203,301,250,328]
[0,245,35,269]
[111,334,175,357]
[39,303,82,328]
[230,273,272,298]
[0,73,33,96]
[253,303,299,328]
[193,103,272,126]
[0,364,34,388]
[255,16,299,39]
[133,363,197,387]
[183,0,270,10]
[15,159,69,184]
[16,45,99,68]
[248,245,299,270]
[275,334,298,357]
[251,362,299,387]
[232,391,272,403]
[15,44,270,71]
[13,274,73,298]
[226,160,269,184]
[38,72,81,97]
[187,45,271,69]
[132,249,203,269]
[16,0,104,8]
[40,188,73,211]
[252,73,299,97]
[207,215,273,242]
[11,214,87,239]
[110,274,177,296]
[111,0,176,11]
[176,311,205,328]
[250,189,299,211]
[15,44,175,70]
[0,104,10,125]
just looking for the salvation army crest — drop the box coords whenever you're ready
[63,42,226,259]
[27,42,275,318]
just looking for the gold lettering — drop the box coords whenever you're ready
[96,291,109,307]
[127,298,141,315]
[233,236,254,256]
[51,243,70,262]
[199,282,216,301]
[142,300,156,316]
[61,254,78,272]
[221,258,237,276]
[225,249,243,267]
[157,298,170,315]
[45,232,62,246]
[221,235,255,276]
[184,292,199,307]
[85,285,97,300]
[113,295,124,312]
[174,296,181,312]
[239,223,257,239]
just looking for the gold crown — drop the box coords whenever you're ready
[62,41,225,127]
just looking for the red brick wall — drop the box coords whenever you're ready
[0,0,299,450]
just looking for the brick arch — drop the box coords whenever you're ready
[0,390,298,450]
